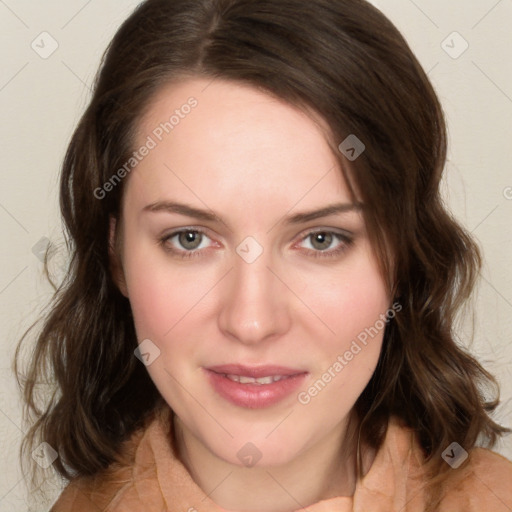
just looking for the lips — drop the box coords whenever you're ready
[204,364,308,409]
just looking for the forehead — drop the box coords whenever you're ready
[125,78,354,220]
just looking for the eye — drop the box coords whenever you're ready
[297,230,353,258]
[175,230,206,250]
[305,232,335,251]
[160,228,214,258]
[159,228,353,260]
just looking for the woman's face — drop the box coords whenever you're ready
[114,77,391,467]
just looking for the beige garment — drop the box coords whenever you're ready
[50,405,512,511]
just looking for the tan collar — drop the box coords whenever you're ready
[127,405,427,512]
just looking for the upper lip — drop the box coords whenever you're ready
[206,364,307,378]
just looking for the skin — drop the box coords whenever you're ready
[111,77,392,512]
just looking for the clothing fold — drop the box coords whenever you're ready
[50,405,512,512]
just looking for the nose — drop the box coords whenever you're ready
[217,250,292,346]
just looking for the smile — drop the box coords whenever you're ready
[222,374,294,384]
[203,365,308,409]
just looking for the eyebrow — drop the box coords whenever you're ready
[142,201,363,225]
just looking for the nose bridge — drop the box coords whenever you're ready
[217,245,291,344]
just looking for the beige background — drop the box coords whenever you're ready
[0,0,511,510]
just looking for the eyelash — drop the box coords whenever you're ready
[159,228,354,260]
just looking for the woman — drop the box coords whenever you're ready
[14,0,512,511]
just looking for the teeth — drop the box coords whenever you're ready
[225,374,289,384]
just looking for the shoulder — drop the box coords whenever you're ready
[49,464,139,512]
[50,408,167,512]
[438,446,512,511]
[384,417,512,511]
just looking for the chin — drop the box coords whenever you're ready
[204,423,316,468]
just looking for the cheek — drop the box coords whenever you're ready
[297,269,388,418]
[296,247,389,403]
[304,256,389,349]
[121,241,200,340]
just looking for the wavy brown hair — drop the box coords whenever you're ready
[14,0,509,508]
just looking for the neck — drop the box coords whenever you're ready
[172,411,372,512]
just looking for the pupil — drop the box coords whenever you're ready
[180,231,201,249]
[312,232,332,250]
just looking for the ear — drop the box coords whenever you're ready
[109,216,129,298]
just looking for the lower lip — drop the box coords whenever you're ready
[204,369,308,409]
